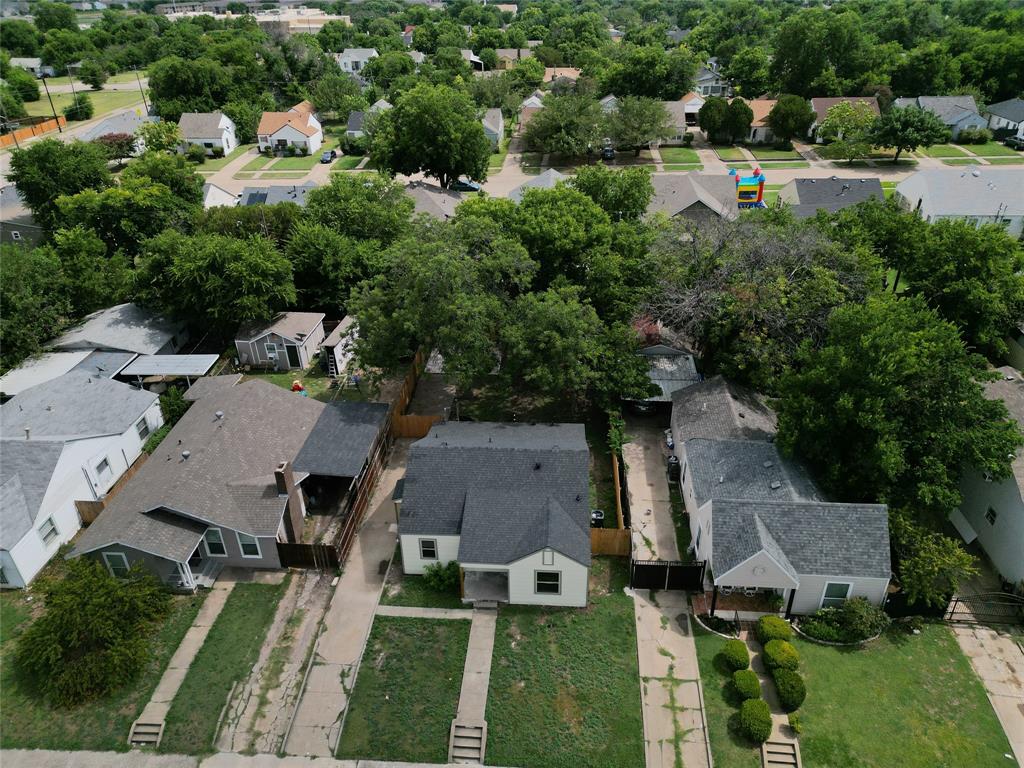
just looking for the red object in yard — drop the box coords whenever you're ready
[291,380,305,392]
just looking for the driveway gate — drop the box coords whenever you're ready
[944,592,1024,625]
[630,559,706,591]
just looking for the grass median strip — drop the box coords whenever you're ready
[664,163,704,171]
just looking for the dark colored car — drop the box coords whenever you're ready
[451,178,482,192]
[601,146,615,161]
[1004,135,1024,150]
[320,149,338,163]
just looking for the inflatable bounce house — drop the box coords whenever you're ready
[729,167,766,208]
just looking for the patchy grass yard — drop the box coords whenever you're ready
[660,147,699,164]
[921,143,970,158]
[749,146,803,161]
[942,157,981,165]
[955,140,1020,157]
[664,163,703,171]
[161,579,288,754]
[881,181,897,199]
[759,161,810,169]
[381,546,465,609]
[668,483,692,562]
[727,162,753,170]
[485,558,644,768]
[243,356,350,402]
[270,137,340,170]
[489,141,510,170]
[0,589,205,752]
[796,625,1012,768]
[334,154,364,170]
[762,183,784,207]
[23,90,143,121]
[713,145,746,161]
[240,154,273,172]
[199,144,254,171]
[336,616,470,763]
[885,268,909,293]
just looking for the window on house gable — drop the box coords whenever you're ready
[420,539,437,560]
[535,571,561,594]
[986,507,998,525]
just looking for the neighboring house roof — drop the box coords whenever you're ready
[647,174,738,220]
[543,67,581,83]
[482,107,503,134]
[369,99,392,112]
[712,499,891,581]
[406,181,463,220]
[684,438,822,508]
[347,111,365,133]
[742,98,776,127]
[779,177,883,219]
[508,168,567,202]
[893,96,982,125]
[10,57,42,68]
[520,95,544,109]
[636,345,701,401]
[71,350,136,379]
[293,401,389,477]
[986,97,1024,124]
[50,303,183,355]
[257,110,319,137]
[184,374,243,402]
[0,440,65,549]
[239,182,317,207]
[203,182,238,209]
[178,111,229,138]
[236,312,325,344]
[809,96,880,123]
[661,100,689,124]
[399,422,591,565]
[407,50,426,64]
[322,316,356,348]
[666,28,690,44]
[0,351,92,398]
[337,48,378,63]
[671,375,777,445]
[519,106,542,130]
[895,168,1024,219]
[460,49,483,64]
[495,48,533,60]
[983,367,1024,492]
[0,371,158,441]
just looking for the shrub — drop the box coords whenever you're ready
[763,639,799,671]
[836,597,891,640]
[698,613,739,636]
[772,668,806,712]
[798,616,843,642]
[159,387,191,426]
[423,560,460,593]
[299,145,308,156]
[739,698,772,742]
[143,423,172,454]
[766,592,785,612]
[756,615,792,644]
[63,93,94,121]
[787,712,802,735]
[211,146,225,158]
[732,669,761,700]
[720,638,749,671]
[186,144,206,164]
[285,144,297,157]
[957,126,992,144]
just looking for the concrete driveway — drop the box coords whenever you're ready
[622,415,679,561]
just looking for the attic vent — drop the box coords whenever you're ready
[181,450,191,460]
[762,460,773,468]
[769,480,782,490]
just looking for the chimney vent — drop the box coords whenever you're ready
[181,450,191,460]
[275,461,289,496]
[215,410,224,420]
[24,427,30,440]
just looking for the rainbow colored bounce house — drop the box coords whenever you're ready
[729,167,766,208]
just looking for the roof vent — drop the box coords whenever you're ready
[215,410,224,419]
[24,427,30,440]
[181,450,191,460]
[763,460,773,468]
[770,480,782,490]
[738,411,745,418]
[718,475,725,484]
[534,462,542,470]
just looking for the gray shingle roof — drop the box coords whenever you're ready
[711,499,891,581]
[293,401,389,478]
[178,112,227,138]
[405,181,464,220]
[347,111,365,133]
[184,374,243,402]
[236,312,325,343]
[893,96,981,124]
[0,440,64,549]
[779,177,883,219]
[671,375,777,447]
[508,169,567,202]
[80,111,155,142]
[0,371,158,440]
[399,422,590,565]
[895,169,1024,218]
[984,367,1024,493]
[986,98,1024,124]
[684,438,822,508]
[636,345,701,402]
[647,174,738,220]
[50,303,184,355]
[239,183,317,208]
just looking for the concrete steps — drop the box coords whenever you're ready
[127,719,164,748]
[763,739,801,768]
[448,721,486,764]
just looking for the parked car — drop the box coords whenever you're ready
[601,145,615,161]
[1004,135,1024,150]
[451,178,482,192]
[320,149,338,163]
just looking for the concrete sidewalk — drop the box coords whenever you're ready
[0,750,516,768]
[454,608,497,725]
[375,605,474,620]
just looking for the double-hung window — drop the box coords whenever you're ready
[38,517,59,547]
[821,582,851,609]
[204,528,227,557]
[420,539,438,560]
[136,417,150,440]
[535,571,561,595]
[236,532,261,558]
[103,552,130,578]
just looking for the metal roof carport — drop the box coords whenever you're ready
[119,354,220,386]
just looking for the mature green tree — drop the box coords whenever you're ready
[0,245,70,372]
[362,51,415,92]
[137,121,183,153]
[697,96,729,143]
[77,58,109,90]
[890,510,978,608]
[34,1,79,33]
[771,8,871,96]
[870,106,950,163]
[222,94,275,144]
[286,220,379,314]
[0,83,28,119]
[147,55,232,120]
[304,173,412,244]
[195,202,302,246]
[0,20,41,56]
[370,83,490,188]
[8,138,111,233]
[522,94,603,156]
[890,43,960,97]
[726,46,772,97]
[816,101,876,164]
[604,96,673,154]
[776,295,1023,521]
[766,94,815,146]
[570,164,653,221]
[723,98,754,144]
[600,44,697,100]
[509,57,544,91]
[41,29,94,73]
[15,558,170,706]
[5,66,41,102]
[136,230,296,329]
[63,93,94,121]
[120,151,204,207]
[829,197,927,292]
[45,225,132,315]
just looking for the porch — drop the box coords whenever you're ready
[462,570,509,604]
[167,554,225,592]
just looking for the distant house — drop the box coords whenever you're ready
[508,168,567,202]
[320,316,357,378]
[335,48,378,73]
[647,174,737,221]
[238,182,316,207]
[51,303,186,356]
[600,94,619,114]
[0,185,43,246]
[68,378,389,590]
[517,106,543,135]
[396,422,591,607]
[178,111,238,155]
[406,180,463,220]
[695,58,730,97]
[402,25,415,46]
[985,98,1024,137]
[542,67,581,84]
[808,96,880,141]
[520,90,545,109]
[777,177,883,219]
[666,27,691,45]
[481,107,504,149]
[461,49,484,71]
[629,344,701,406]
[895,168,1024,237]
[9,57,54,78]
[951,367,1024,586]
[661,93,704,144]
[202,182,238,209]
[494,48,533,70]
[346,99,391,139]
[234,312,326,371]
[892,96,987,140]
[257,100,322,154]
[79,110,155,153]
[406,50,426,66]
[742,98,776,144]
[0,372,162,588]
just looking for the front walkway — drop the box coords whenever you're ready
[740,630,798,744]
[0,750,517,768]
[375,605,474,619]
[455,609,497,725]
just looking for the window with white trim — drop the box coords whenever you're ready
[204,528,227,557]
[236,532,261,558]
[265,342,279,359]
[821,582,851,609]
[535,571,561,595]
[136,417,150,440]
[96,457,111,479]
[420,539,437,560]
[103,552,130,578]
[38,517,58,546]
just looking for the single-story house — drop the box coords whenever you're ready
[695,58,730,97]
[68,378,389,589]
[396,422,591,607]
[257,100,322,154]
[238,182,317,207]
[50,303,186,356]
[202,182,238,209]
[521,89,545,109]
[481,107,504,149]
[461,49,484,70]
[543,67,581,83]
[892,96,987,140]
[178,111,238,155]
[0,184,43,246]
[985,98,1024,137]
[661,95,702,144]
[1,372,162,588]
[895,168,1024,237]
[335,48,378,73]
[508,168,566,203]
[346,99,391,139]
[9,57,54,78]
[406,50,426,66]
[777,177,883,219]
[808,96,880,141]
[666,27,691,45]
[320,316,357,378]
[402,25,415,46]
[495,48,532,70]
[629,344,701,405]
[517,106,542,135]
[406,180,463,220]
[234,312,326,371]
[951,367,1024,586]
[742,98,776,144]
[647,174,738,221]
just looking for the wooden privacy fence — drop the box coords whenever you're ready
[610,451,626,529]
[0,117,67,148]
[392,414,440,438]
[277,542,340,569]
[591,527,631,556]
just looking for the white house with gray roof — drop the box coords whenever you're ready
[0,371,162,588]
[396,422,591,607]
[178,111,238,155]
[985,98,1024,137]
[892,96,987,139]
[895,168,1024,237]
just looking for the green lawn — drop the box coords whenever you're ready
[921,144,969,158]
[727,162,753,169]
[269,137,340,170]
[759,161,810,169]
[885,267,909,293]
[749,146,803,161]
[23,90,143,121]
[486,558,645,768]
[0,590,205,752]
[381,547,465,610]
[660,147,700,164]
[796,626,1012,768]
[258,171,310,179]
[240,153,273,172]
[489,141,510,170]
[693,626,762,768]
[713,145,746,162]
[664,163,703,171]
[984,156,1024,165]
[943,158,981,166]
[243,357,349,402]
[955,140,1020,157]
[161,579,288,754]
[336,616,470,763]
[199,143,254,171]
[881,181,897,200]
[334,154,364,170]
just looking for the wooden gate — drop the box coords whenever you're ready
[276,542,341,570]
[630,559,706,591]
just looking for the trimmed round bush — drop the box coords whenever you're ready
[756,615,792,644]
[772,668,806,712]
[732,669,761,700]
[739,698,773,743]
[763,639,800,671]
[720,639,749,671]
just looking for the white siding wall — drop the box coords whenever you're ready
[400,534,461,575]
[958,470,1024,584]
[715,550,798,590]
[299,322,326,366]
[788,574,889,615]
[506,549,588,607]
[259,124,323,153]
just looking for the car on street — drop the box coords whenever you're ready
[451,178,482,192]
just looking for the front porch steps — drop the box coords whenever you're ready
[763,739,801,767]
[448,721,486,764]
[128,719,165,748]
[195,560,225,589]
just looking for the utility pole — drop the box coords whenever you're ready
[132,65,149,113]
[41,77,62,132]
